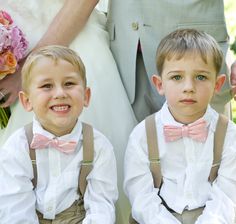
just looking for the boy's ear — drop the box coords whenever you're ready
[214,74,226,93]
[152,74,165,95]
[18,91,33,112]
[83,87,91,107]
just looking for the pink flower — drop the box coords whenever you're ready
[1,11,13,25]
[0,25,11,51]
[0,10,28,129]
[0,10,28,72]
[11,27,28,60]
[0,10,13,26]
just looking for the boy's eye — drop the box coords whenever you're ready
[65,81,75,86]
[40,83,52,89]
[196,74,206,81]
[172,75,182,81]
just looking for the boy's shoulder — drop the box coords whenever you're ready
[4,126,26,144]
[223,117,236,140]
[1,126,29,156]
[209,110,236,153]
[87,125,114,151]
[129,112,159,141]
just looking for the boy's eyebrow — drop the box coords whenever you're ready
[166,70,184,75]
[166,70,212,75]
[35,77,52,82]
[193,70,212,74]
[65,74,81,78]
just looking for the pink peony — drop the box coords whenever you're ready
[0,11,28,73]
[0,10,29,128]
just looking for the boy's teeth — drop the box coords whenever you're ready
[52,105,68,111]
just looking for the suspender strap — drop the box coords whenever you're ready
[129,114,162,224]
[208,114,228,183]
[145,114,162,189]
[24,122,37,189]
[78,122,94,197]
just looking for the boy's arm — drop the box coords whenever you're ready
[82,133,118,224]
[195,121,236,224]
[0,132,38,224]
[124,126,180,224]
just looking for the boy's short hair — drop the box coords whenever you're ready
[156,29,223,76]
[22,45,86,92]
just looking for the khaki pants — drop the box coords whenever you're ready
[129,207,203,224]
[37,199,85,224]
[172,207,204,224]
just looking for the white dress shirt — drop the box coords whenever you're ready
[0,118,118,224]
[124,103,236,224]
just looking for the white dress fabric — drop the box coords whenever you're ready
[0,0,137,223]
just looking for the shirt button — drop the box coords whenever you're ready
[47,206,53,212]
[131,22,139,30]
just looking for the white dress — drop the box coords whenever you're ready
[0,0,137,223]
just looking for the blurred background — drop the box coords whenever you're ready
[225,0,236,122]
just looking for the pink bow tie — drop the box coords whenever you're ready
[30,134,77,154]
[163,118,208,142]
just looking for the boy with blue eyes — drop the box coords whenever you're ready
[124,29,236,223]
[0,45,118,223]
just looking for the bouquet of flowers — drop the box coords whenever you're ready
[0,10,28,128]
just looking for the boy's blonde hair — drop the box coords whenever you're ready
[156,29,223,76]
[21,45,86,92]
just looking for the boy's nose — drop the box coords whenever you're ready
[183,79,195,92]
[54,87,67,98]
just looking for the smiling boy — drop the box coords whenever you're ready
[0,45,118,224]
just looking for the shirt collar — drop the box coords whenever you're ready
[160,102,216,130]
[32,116,82,144]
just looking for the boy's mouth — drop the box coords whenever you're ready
[180,99,196,104]
[50,105,70,112]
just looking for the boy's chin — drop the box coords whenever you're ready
[43,120,78,136]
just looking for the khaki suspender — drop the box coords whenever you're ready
[25,123,37,188]
[145,114,162,188]
[78,123,94,197]
[146,113,229,187]
[24,122,94,198]
[209,114,228,183]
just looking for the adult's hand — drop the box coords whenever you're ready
[0,68,21,108]
[230,61,236,100]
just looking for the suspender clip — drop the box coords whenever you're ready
[212,162,220,168]
[81,160,93,166]
[149,158,160,164]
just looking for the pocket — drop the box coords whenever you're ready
[176,23,229,43]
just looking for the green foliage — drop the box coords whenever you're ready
[231,38,236,54]
[225,0,236,123]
